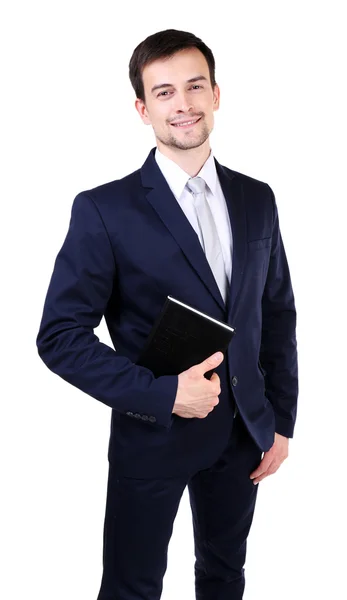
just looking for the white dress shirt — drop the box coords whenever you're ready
[155,146,233,285]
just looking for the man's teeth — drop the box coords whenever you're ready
[173,119,199,127]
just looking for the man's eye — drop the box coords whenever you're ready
[158,85,203,97]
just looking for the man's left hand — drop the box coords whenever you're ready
[250,433,289,484]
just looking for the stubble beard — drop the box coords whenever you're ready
[156,118,212,151]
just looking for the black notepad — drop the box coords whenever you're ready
[136,295,235,380]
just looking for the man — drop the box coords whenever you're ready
[36,28,298,600]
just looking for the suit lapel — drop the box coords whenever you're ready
[214,159,247,322]
[140,148,247,321]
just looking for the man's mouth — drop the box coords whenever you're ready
[170,117,202,128]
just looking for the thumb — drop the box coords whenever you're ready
[196,352,224,376]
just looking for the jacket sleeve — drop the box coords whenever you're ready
[259,185,299,438]
[36,192,179,429]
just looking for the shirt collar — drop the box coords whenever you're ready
[155,146,218,200]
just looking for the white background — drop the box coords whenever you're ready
[1,1,346,598]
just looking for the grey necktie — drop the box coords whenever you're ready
[186,176,229,304]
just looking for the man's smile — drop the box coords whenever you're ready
[170,116,202,129]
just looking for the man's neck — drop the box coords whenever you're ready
[156,141,211,178]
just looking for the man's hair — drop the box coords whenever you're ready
[129,29,216,103]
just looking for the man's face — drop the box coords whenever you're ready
[135,47,220,151]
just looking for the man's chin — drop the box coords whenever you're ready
[159,133,210,151]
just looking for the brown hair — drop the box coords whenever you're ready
[129,29,216,103]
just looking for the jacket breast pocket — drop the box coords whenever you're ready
[247,237,272,250]
[247,237,271,278]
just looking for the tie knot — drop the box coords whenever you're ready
[186,176,206,196]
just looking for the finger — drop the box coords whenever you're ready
[197,352,224,376]
[252,473,268,484]
[252,463,280,485]
[250,455,273,479]
[210,372,220,385]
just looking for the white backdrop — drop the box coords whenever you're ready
[1,1,346,598]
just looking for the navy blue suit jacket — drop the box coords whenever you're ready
[36,147,298,477]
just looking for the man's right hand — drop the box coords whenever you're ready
[172,352,224,419]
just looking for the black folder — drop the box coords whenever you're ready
[136,295,235,380]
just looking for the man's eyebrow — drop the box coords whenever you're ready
[151,75,208,94]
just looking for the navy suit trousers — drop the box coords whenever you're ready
[96,412,262,600]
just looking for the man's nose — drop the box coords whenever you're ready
[172,91,194,113]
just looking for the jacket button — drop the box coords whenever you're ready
[134,413,141,419]
[141,415,149,421]
[148,416,156,423]
[126,411,134,417]
[231,376,238,387]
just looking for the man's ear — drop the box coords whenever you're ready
[135,98,151,125]
[213,83,220,111]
